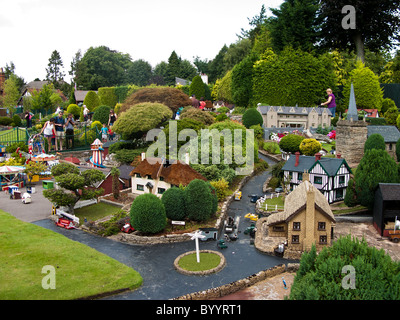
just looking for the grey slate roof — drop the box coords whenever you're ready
[377,183,400,201]
[367,125,400,143]
[282,154,351,177]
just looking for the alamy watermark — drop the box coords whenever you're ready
[42,265,56,290]
[145,120,255,175]
[342,5,356,30]
[341,265,356,290]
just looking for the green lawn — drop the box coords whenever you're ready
[260,195,285,210]
[0,210,142,300]
[74,202,122,223]
[178,252,221,271]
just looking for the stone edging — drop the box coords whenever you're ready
[172,263,299,300]
[173,250,226,276]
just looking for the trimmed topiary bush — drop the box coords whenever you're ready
[364,133,386,152]
[161,187,187,221]
[342,60,383,111]
[184,179,213,222]
[66,104,81,119]
[279,134,305,153]
[299,138,322,156]
[130,193,167,234]
[189,75,205,99]
[92,105,111,124]
[83,91,100,111]
[242,108,263,129]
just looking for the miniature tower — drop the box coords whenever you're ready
[347,82,358,122]
[90,138,105,168]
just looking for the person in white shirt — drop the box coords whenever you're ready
[39,118,56,152]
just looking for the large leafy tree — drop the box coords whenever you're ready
[43,163,105,214]
[1,74,20,115]
[127,59,153,86]
[319,0,400,62]
[75,46,133,90]
[268,0,322,52]
[46,50,65,88]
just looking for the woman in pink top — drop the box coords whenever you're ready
[320,88,336,117]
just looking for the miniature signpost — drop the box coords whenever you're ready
[185,230,206,263]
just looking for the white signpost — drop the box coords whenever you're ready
[184,230,206,263]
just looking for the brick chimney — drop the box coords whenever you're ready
[315,152,322,161]
[295,151,300,167]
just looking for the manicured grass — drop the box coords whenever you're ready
[74,202,122,223]
[0,210,142,300]
[261,195,285,210]
[178,252,221,271]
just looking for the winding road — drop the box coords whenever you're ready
[33,154,294,300]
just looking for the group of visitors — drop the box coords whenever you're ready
[39,107,118,153]
[39,109,75,152]
[190,95,206,110]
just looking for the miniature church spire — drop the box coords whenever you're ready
[347,82,358,122]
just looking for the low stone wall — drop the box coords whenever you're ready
[172,263,299,300]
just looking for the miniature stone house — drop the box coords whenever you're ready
[257,105,332,129]
[265,173,336,253]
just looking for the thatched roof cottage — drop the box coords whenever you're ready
[129,154,206,198]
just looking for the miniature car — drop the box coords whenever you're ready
[249,194,259,203]
[275,187,283,193]
[244,213,259,221]
[21,192,32,204]
[234,191,242,200]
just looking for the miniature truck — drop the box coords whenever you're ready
[388,230,400,243]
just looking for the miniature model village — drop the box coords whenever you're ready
[1,86,400,300]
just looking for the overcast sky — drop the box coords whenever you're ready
[0,0,283,84]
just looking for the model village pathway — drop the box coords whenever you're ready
[3,153,377,300]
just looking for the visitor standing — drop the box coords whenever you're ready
[54,110,65,151]
[83,105,89,122]
[101,123,108,142]
[65,113,75,149]
[108,110,117,127]
[320,88,336,117]
[39,118,56,153]
[24,110,32,128]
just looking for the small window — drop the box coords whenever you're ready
[320,235,327,244]
[136,184,144,191]
[298,172,303,181]
[273,226,284,232]
[147,175,153,180]
[318,222,326,231]
[314,176,322,184]
[293,222,301,231]
[389,143,392,151]
[158,188,166,194]
[292,235,300,244]
[338,175,345,184]
[135,173,141,178]
[159,176,164,181]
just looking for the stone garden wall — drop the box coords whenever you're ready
[172,263,299,300]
